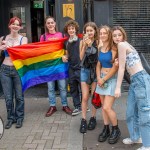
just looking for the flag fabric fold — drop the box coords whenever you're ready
[7,38,69,92]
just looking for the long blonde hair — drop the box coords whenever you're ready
[99,25,112,51]
[100,25,118,63]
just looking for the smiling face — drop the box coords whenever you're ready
[100,28,109,43]
[112,29,124,44]
[67,25,76,36]
[9,20,22,33]
[45,18,56,32]
[85,26,95,39]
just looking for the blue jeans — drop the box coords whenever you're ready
[127,70,150,147]
[47,79,68,106]
[0,64,24,122]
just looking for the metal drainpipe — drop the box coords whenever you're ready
[44,0,48,18]
[87,0,91,21]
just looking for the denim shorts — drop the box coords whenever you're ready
[80,68,96,83]
[95,72,117,96]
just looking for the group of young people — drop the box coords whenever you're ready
[0,16,150,150]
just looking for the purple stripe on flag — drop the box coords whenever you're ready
[22,71,68,92]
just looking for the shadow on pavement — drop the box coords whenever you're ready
[83,120,142,150]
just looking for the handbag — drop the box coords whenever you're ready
[91,91,102,109]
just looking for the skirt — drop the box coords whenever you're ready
[95,72,117,96]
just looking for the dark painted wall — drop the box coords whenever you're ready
[0,0,31,41]
[0,0,10,36]
[55,0,84,33]
[93,0,113,27]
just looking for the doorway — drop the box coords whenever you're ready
[48,0,55,17]
[30,1,44,42]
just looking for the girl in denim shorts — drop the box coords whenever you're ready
[79,22,99,133]
[95,26,121,144]
[113,26,150,150]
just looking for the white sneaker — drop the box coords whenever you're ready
[137,146,150,150]
[87,108,90,112]
[72,107,82,116]
[122,138,142,145]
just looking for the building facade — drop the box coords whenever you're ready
[0,0,150,54]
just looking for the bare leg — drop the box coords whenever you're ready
[103,95,117,126]
[81,82,89,119]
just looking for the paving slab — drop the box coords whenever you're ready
[83,120,142,150]
[83,93,142,150]
[0,84,137,150]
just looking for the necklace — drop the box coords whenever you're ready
[7,36,19,47]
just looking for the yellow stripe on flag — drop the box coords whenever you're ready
[13,49,64,70]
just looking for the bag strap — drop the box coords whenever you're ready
[20,36,23,45]
[43,34,46,41]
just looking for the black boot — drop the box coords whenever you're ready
[108,125,121,144]
[98,125,110,142]
[88,117,97,130]
[80,118,87,133]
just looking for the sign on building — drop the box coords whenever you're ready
[63,4,75,20]
[33,1,43,9]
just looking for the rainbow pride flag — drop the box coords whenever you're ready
[7,38,69,92]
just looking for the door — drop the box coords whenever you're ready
[31,1,44,42]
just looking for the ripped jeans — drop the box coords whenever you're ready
[126,70,150,147]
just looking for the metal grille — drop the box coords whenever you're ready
[113,0,150,92]
[113,0,150,53]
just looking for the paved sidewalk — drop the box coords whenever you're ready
[0,87,141,150]
[0,97,81,150]
[83,93,141,150]
[0,84,83,150]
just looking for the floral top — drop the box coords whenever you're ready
[126,50,141,68]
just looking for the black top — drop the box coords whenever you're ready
[65,38,81,70]
[82,41,98,69]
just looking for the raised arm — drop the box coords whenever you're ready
[115,42,127,98]
[79,40,86,60]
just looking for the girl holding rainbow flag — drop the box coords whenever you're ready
[0,17,28,129]
[40,16,72,117]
